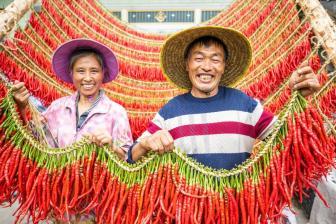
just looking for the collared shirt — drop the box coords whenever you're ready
[75,90,103,131]
[42,91,133,152]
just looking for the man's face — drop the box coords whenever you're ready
[186,43,225,98]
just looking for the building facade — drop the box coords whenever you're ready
[99,0,234,33]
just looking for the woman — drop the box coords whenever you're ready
[12,38,133,158]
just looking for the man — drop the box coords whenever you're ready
[127,26,320,170]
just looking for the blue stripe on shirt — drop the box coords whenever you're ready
[160,87,257,120]
[188,152,251,170]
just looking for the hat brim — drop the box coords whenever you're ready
[52,38,119,84]
[160,26,252,89]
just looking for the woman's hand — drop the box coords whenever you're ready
[88,129,113,146]
[289,61,321,97]
[12,81,30,110]
[86,129,125,159]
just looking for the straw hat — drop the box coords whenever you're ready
[52,38,119,84]
[160,26,252,89]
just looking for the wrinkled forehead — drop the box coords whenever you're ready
[70,49,104,70]
[189,43,225,56]
[72,54,103,68]
[184,37,228,60]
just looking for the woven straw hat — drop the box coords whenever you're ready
[160,26,252,89]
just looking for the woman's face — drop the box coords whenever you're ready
[72,54,104,99]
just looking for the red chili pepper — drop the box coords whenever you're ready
[213,191,221,223]
[159,195,175,220]
[17,168,44,219]
[264,167,271,213]
[8,149,21,186]
[82,166,107,213]
[256,182,266,220]
[17,155,26,201]
[0,142,14,183]
[179,186,209,199]
[130,184,139,223]
[218,193,225,224]
[167,164,180,218]
[51,168,64,210]
[45,172,51,218]
[297,114,321,146]
[25,164,38,199]
[224,190,230,224]
[62,165,70,219]
[249,181,256,224]
[136,175,151,221]
[206,193,215,224]
[311,118,328,148]
[85,156,93,193]
[280,148,292,206]
[147,167,161,219]
[293,115,303,202]
[97,177,113,223]
[105,178,118,223]
[269,158,278,217]
[4,149,16,186]
[113,184,129,223]
[254,201,259,224]
[164,165,172,207]
[227,188,238,224]
[197,190,206,223]
[69,162,80,208]
[309,138,333,164]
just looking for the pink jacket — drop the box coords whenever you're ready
[42,92,133,152]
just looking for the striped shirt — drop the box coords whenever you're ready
[129,87,276,170]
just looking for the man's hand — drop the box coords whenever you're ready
[289,61,321,97]
[12,81,29,110]
[139,130,174,154]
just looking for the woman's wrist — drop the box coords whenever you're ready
[139,138,151,152]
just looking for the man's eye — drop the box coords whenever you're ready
[212,57,223,62]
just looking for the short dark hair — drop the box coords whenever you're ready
[184,36,228,61]
[69,48,104,71]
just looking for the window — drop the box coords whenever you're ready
[112,11,121,19]
[202,10,221,22]
[128,11,194,23]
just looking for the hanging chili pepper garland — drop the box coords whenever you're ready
[0,83,334,223]
[0,0,335,223]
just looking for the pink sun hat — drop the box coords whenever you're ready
[52,38,119,84]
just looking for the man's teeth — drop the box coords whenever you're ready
[199,75,212,81]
